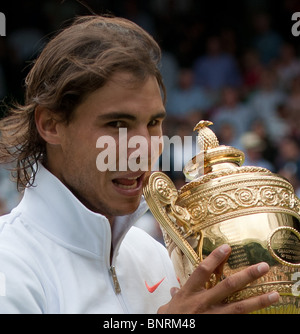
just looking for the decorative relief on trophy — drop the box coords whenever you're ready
[143,120,300,314]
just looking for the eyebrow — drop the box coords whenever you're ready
[98,111,167,122]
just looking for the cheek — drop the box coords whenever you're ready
[62,130,100,174]
[64,143,109,194]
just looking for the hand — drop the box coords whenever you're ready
[158,244,280,314]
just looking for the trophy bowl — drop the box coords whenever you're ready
[143,121,300,314]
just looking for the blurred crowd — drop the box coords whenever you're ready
[0,0,300,229]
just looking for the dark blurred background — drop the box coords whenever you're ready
[0,0,300,220]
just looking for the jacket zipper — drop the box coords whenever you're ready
[109,265,121,294]
[109,263,129,313]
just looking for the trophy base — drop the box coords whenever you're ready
[226,282,300,314]
[252,296,300,314]
[169,243,300,314]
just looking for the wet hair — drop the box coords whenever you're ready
[0,15,165,190]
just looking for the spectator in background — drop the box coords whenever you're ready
[252,12,283,65]
[215,122,242,150]
[193,35,242,93]
[211,86,252,145]
[241,49,264,97]
[241,132,275,172]
[275,135,300,197]
[284,75,300,140]
[122,0,156,36]
[275,43,300,91]
[248,68,288,142]
[275,136,300,180]
[277,167,300,199]
[166,68,212,119]
[250,118,278,167]
[285,74,300,113]
[219,28,238,56]
[159,50,179,95]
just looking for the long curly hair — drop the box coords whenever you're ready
[0,15,165,191]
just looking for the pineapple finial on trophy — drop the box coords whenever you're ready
[184,120,245,180]
[193,120,219,151]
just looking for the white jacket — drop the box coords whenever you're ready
[0,165,179,313]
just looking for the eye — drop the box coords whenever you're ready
[107,120,126,128]
[148,119,160,127]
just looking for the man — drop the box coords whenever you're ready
[0,15,279,314]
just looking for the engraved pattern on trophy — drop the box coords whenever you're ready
[178,178,298,229]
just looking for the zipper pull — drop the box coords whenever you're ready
[110,266,121,294]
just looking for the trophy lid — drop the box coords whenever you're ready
[183,120,245,180]
[175,120,300,231]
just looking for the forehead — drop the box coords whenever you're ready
[74,72,165,119]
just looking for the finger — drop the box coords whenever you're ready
[213,246,231,282]
[211,291,280,314]
[205,262,270,304]
[184,244,231,292]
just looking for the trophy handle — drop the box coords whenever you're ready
[143,172,201,267]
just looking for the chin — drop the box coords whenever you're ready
[116,200,141,216]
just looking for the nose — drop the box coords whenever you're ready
[126,126,162,172]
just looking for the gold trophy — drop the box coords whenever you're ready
[143,120,300,314]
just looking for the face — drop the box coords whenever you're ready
[48,72,165,222]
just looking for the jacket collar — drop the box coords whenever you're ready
[14,164,149,257]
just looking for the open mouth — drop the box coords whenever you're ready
[113,176,140,189]
[112,173,145,194]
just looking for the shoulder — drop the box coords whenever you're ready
[0,211,26,249]
[0,212,56,313]
[121,225,174,271]
[0,210,38,255]
[125,225,167,253]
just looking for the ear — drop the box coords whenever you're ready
[35,106,63,145]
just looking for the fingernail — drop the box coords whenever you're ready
[268,291,280,303]
[219,244,231,255]
[170,287,180,297]
[257,262,269,274]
